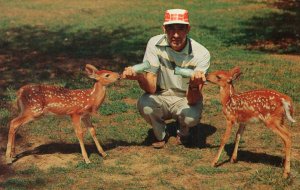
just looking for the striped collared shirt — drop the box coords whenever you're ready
[143,34,210,93]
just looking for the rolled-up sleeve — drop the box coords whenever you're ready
[194,50,210,74]
[143,38,160,74]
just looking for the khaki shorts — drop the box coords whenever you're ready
[137,89,203,141]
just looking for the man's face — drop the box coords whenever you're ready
[163,24,190,51]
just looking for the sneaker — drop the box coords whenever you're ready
[152,133,169,149]
[175,135,183,145]
[152,140,166,149]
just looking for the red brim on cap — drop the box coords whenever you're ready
[163,21,189,25]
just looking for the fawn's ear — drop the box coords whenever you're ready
[230,67,242,81]
[85,64,99,79]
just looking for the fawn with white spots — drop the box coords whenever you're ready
[207,67,296,178]
[6,64,120,164]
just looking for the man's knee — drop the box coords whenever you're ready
[137,94,159,116]
[183,116,199,127]
[180,107,202,127]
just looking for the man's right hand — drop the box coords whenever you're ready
[122,66,139,80]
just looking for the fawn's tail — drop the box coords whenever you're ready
[282,98,296,123]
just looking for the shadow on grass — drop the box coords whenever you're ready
[226,0,300,54]
[0,127,14,176]
[0,161,12,176]
[12,139,145,163]
[0,25,152,103]
[10,140,145,163]
[13,142,106,160]
[140,121,217,148]
[11,142,116,163]
[0,145,14,176]
[10,122,217,163]
[217,143,284,168]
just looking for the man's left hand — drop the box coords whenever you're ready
[191,70,206,82]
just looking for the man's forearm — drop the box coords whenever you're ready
[187,80,204,105]
[137,73,157,94]
[187,85,203,105]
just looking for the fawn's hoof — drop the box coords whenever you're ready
[211,162,217,167]
[230,158,238,163]
[283,172,290,179]
[101,152,108,159]
[6,157,13,164]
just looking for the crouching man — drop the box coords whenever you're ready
[122,9,210,148]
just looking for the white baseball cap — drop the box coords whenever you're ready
[163,9,189,25]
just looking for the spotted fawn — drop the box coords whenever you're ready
[207,67,295,178]
[6,64,120,164]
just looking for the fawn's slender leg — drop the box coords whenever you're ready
[276,124,292,178]
[230,123,246,163]
[266,120,291,178]
[211,120,234,167]
[71,114,91,164]
[82,115,107,158]
[6,114,34,163]
[280,124,292,178]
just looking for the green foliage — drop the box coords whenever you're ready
[113,113,139,123]
[152,155,170,165]
[2,86,17,102]
[100,122,149,143]
[0,108,11,126]
[0,177,46,190]
[108,82,143,101]
[75,161,98,170]
[244,167,293,190]
[99,101,133,115]
[16,166,40,175]
[47,166,71,174]
[159,178,185,190]
[125,85,144,99]
[183,150,203,161]
[98,165,133,175]
[107,90,128,101]
[210,99,222,112]
[195,166,229,175]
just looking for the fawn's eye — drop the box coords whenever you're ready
[104,74,110,77]
[216,75,221,80]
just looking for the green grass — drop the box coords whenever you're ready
[243,167,294,190]
[0,108,11,126]
[0,0,299,189]
[195,165,229,175]
[16,166,41,175]
[1,177,46,190]
[99,101,134,115]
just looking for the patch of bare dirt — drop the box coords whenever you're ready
[123,98,137,105]
[273,0,300,9]
[248,39,300,53]
[0,133,78,172]
[12,153,78,171]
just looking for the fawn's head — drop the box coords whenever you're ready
[85,64,120,86]
[207,67,242,87]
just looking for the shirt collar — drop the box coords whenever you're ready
[156,34,193,55]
